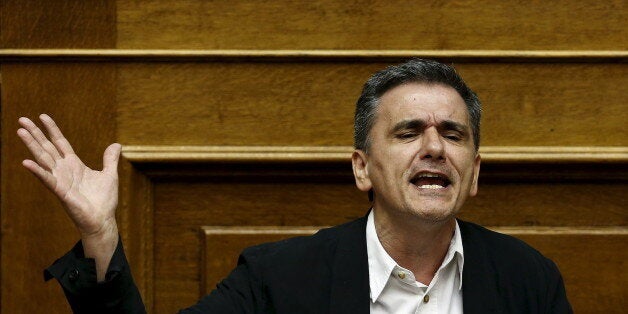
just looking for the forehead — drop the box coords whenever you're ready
[376,82,469,126]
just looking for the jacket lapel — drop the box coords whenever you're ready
[459,220,500,313]
[329,216,370,314]
[326,217,501,313]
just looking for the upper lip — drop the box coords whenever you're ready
[410,170,452,186]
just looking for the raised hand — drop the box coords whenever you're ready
[17,114,121,280]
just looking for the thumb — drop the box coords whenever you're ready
[102,143,122,175]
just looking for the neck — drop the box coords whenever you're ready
[373,207,455,285]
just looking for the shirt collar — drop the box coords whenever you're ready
[366,210,465,302]
[451,218,465,290]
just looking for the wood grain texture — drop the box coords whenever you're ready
[118,157,154,312]
[116,0,628,50]
[513,232,628,313]
[200,227,627,313]
[1,1,115,311]
[0,63,116,312]
[121,145,628,164]
[116,61,627,147]
[2,49,627,62]
[0,0,115,48]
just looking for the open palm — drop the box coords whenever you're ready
[17,114,120,237]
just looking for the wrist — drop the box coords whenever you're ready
[80,220,119,254]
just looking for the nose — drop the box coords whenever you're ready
[419,127,445,161]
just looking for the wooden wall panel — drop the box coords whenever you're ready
[1,0,115,48]
[117,61,627,147]
[461,181,627,227]
[514,231,628,313]
[117,0,627,50]
[153,175,626,229]
[0,63,117,312]
[1,1,116,312]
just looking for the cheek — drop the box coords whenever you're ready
[369,151,408,183]
[452,153,477,181]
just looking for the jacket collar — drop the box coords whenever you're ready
[329,214,371,314]
[458,219,500,313]
[327,215,500,313]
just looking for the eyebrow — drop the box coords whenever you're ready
[391,119,469,135]
[391,119,427,133]
[439,120,468,134]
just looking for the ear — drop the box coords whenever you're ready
[469,153,481,197]
[351,149,372,192]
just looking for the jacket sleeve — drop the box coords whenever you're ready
[544,258,573,314]
[44,239,146,314]
[46,240,267,314]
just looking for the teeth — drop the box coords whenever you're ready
[419,173,442,178]
[418,184,444,189]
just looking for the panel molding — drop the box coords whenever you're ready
[121,145,628,164]
[118,156,155,312]
[1,49,627,62]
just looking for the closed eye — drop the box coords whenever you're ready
[444,134,461,141]
[397,132,417,139]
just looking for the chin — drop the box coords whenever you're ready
[407,207,456,224]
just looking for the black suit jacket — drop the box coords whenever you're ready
[46,216,572,313]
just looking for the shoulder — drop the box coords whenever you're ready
[239,217,365,267]
[459,219,561,278]
[458,220,572,312]
[229,217,366,301]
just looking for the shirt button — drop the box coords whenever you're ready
[423,294,430,303]
[68,269,79,282]
[397,271,406,279]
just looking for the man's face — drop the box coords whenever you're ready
[352,82,480,223]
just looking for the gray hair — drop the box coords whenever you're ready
[354,59,482,152]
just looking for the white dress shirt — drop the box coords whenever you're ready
[366,210,464,314]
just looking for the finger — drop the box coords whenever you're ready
[22,159,57,190]
[17,128,56,170]
[18,117,62,159]
[102,143,121,176]
[39,114,76,157]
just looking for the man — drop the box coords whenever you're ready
[18,59,572,313]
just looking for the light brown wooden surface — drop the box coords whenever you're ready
[1,1,116,312]
[515,231,628,312]
[116,61,627,147]
[0,0,115,48]
[117,0,628,50]
[1,1,627,313]
[0,63,117,312]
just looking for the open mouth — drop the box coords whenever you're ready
[410,172,451,189]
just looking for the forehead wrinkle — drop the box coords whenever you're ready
[372,82,471,138]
